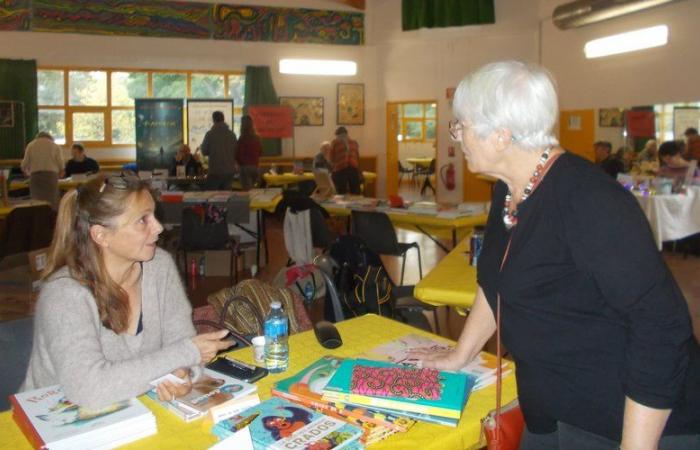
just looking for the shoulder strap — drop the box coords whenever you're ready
[495,234,514,444]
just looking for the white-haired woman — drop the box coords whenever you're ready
[411,61,699,449]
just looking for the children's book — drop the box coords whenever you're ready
[211,397,364,450]
[358,333,511,390]
[323,358,475,420]
[10,385,156,450]
[147,368,257,422]
[272,355,415,433]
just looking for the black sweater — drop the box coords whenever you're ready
[477,152,699,440]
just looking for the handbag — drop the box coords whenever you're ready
[481,236,525,450]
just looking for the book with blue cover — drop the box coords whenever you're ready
[212,396,364,450]
[322,358,475,420]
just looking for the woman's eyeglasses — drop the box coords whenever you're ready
[449,120,464,141]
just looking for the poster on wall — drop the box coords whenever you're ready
[673,107,700,139]
[337,83,364,125]
[0,101,14,127]
[598,108,624,127]
[187,99,234,151]
[135,99,184,171]
[248,105,294,138]
[279,97,323,126]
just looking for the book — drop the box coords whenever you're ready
[10,385,156,450]
[211,397,364,450]
[147,368,257,422]
[322,358,474,420]
[358,333,511,390]
[272,355,415,434]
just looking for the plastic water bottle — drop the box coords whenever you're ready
[264,301,289,373]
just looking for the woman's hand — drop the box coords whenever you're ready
[155,368,192,402]
[407,347,466,372]
[191,330,234,364]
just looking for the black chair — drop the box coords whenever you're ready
[419,159,436,196]
[178,206,240,287]
[398,161,414,187]
[0,204,55,262]
[351,210,422,285]
[0,317,34,411]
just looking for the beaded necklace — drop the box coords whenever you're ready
[502,147,552,229]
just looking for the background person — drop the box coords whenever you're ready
[329,127,361,195]
[235,115,262,190]
[22,175,232,409]
[201,111,237,190]
[411,61,699,449]
[683,127,700,160]
[169,144,202,177]
[21,131,64,209]
[594,140,624,179]
[313,141,333,171]
[64,143,100,177]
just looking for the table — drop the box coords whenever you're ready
[263,171,376,191]
[320,199,488,252]
[414,238,478,310]
[634,186,700,250]
[0,315,517,450]
[406,158,435,196]
[10,177,87,193]
[0,200,50,220]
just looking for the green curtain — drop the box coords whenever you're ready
[244,65,281,157]
[0,59,37,159]
[402,0,495,31]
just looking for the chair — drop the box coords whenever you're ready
[0,317,34,411]
[178,206,240,287]
[0,204,55,262]
[398,161,414,187]
[419,159,436,196]
[351,210,422,285]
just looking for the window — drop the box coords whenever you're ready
[399,102,437,142]
[37,68,244,147]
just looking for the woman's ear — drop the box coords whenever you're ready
[492,129,513,152]
[89,224,111,248]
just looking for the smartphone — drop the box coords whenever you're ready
[206,357,268,383]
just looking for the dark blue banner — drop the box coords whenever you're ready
[135,99,183,171]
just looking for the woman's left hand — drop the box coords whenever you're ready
[155,368,193,402]
[407,347,466,371]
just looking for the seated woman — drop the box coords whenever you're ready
[658,140,698,179]
[22,175,232,409]
[169,144,202,177]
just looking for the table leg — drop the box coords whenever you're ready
[414,225,450,253]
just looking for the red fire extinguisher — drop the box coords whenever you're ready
[440,163,456,191]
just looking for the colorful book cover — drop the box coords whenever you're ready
[358,333,511,390]
[272,355,415,433]
[147,368,257,421]
[212,397,364,450]
[10,385,156,450]
[323,358,474,420]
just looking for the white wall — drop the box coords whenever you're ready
[0,0,365,160]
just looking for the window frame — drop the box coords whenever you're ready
[399,102,437,143]
[37,66,245,149]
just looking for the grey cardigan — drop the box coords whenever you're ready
[22,248,201,410]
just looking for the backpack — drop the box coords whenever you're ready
[273,263,327,308]
[328,235,393,319]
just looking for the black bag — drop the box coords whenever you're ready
[181,204,229,250]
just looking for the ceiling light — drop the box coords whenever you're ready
[279,59,357,76]
[584,25,668,59]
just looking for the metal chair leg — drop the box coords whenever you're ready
[416,246,423,279]
[400,253,407,285]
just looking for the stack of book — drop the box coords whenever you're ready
[211,397,365,450]
[10,385,156,450]
[147,368,258,423]
[321,358,475,428]
[272,356,415,445]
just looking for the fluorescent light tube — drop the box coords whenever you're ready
[584,25,668,59]
[279,59,357,76]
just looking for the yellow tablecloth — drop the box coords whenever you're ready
[0,315,516,450]
[10,177,85,193]
[406,158,433,169]
[263,171,376,188]
[414,238,478,309]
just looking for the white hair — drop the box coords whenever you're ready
[452,60,559,150]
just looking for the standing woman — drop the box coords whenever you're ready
[21,131,64,209]
[411,61,699,448]
[236,115,262,190]
[22,175,232,409]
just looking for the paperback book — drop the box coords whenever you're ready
[322,358,475,420]
[10,385,156,450]
[211,396,364,450]
[147,368,257,422]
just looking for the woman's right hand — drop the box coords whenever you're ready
[407,347,466,372]
[191,330,233,364]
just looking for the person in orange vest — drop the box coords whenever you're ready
[329,127,361,195]
[683,127,700,161]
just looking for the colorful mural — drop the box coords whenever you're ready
[0,1,364,45]
[32,0,211,39]
[0,0,30,31]
[212,5,363,45]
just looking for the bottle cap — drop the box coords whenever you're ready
[270,301,282,309]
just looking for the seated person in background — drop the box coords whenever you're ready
[594,140,624,179]
[616,146,637,173]
[169,144,202,177]
[638,139,658,162]
[313,141,332,171]
[64,143,99,177]
[22,175,232,410]
[658,140,698,179]
[684,127,700,160]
